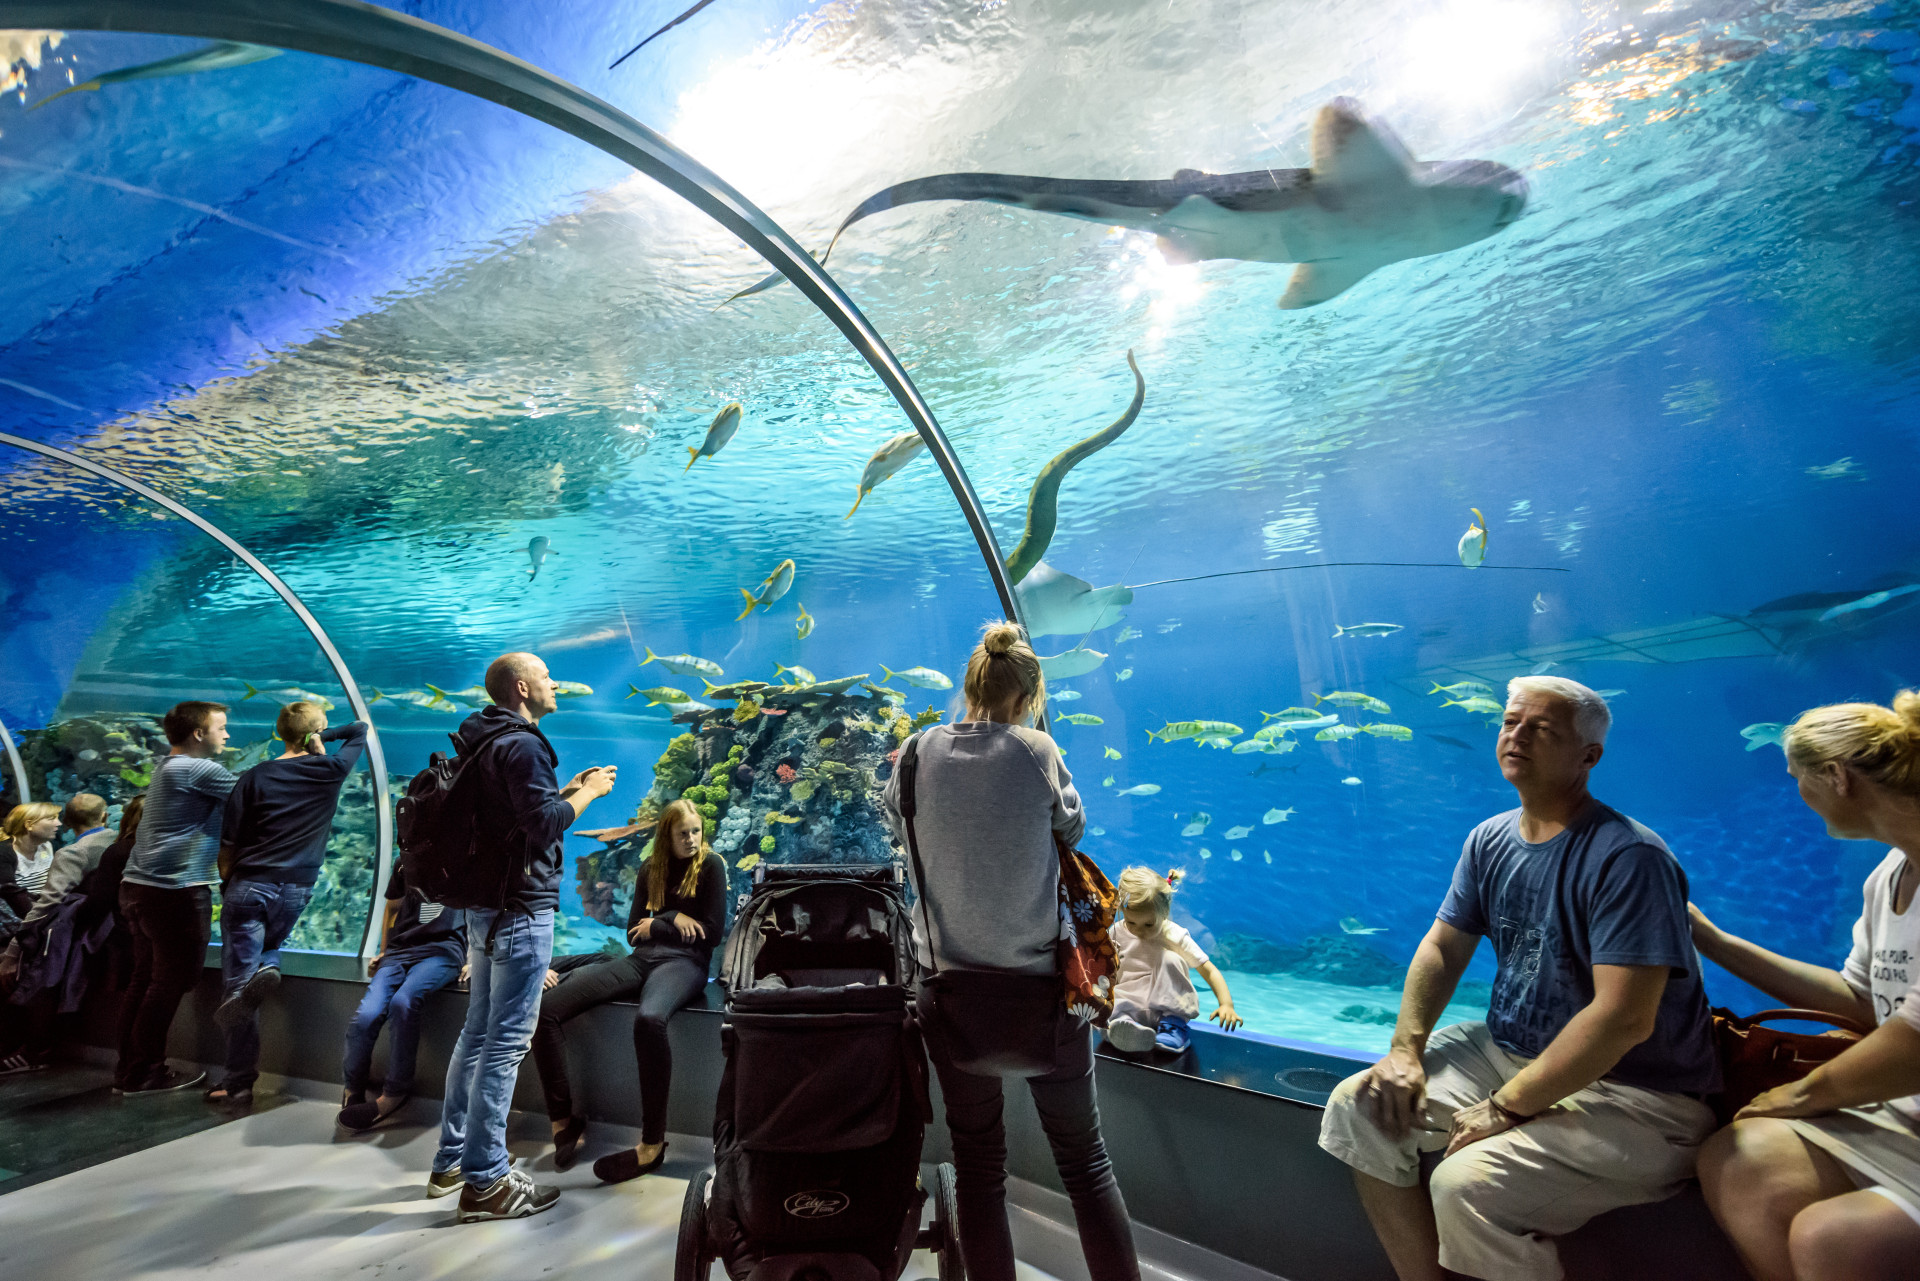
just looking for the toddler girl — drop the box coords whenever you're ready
[1106,867,1242,1053]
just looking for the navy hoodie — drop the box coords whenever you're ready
[456,707,575,915]
[224,723,369,887]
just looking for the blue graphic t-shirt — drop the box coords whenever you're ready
[1438,802,1721,1095]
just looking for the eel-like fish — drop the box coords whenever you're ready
[31,42,280,110]
[728,98,1526,309]
[1004,350,1145,585]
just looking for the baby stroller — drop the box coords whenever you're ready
[676,862,965,1281]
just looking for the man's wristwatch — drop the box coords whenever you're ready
[1488,1094,1535,1126]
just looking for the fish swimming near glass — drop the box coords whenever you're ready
[1052,690,1082,701]
[1429,680,1493,698]
[1115,626,1143,643]
[1262,707,1339,728]
[427,684,493,708]
[1339,916,1387,935]
[794,603,815,640]
[1115,783,1161,797]
[551,681,593,698]
[372,688,456,712]
[1263,807,1294,824]
[31,41,280,110]
[628,684,691,705]
[1341,776,1363,786]
[1104,746,1123,759]
[773,664,816,685]
[1116,668,1133,681]
[846,431,927,518]
[1234,737,1295,755]
[685,402,743,471]
[1003,351,1146,584]
[727,98,1527,310]
[1222,824,1254,839]
[1442,695,1504,717]
[737,558,796,620]
[1055,713,1104,725]
[1333,623,1404,639]
[880,664,953,690]
[1316,724,1364,741]
[526,535,555,580]
[1360,723,1414,741]
[642,648,724,680]
[1458,508,1489,568]
[242,683,335,711]
[1741,722,1787,751]
[1181,813,1212,836]
[1314,691,1391,715]
[1147,719,1244,744]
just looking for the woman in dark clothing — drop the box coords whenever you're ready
[882,621,1139,1281]
[531,796,726,1183]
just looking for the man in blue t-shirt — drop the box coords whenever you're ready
[1320,676,1719,1281]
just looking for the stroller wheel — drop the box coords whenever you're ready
[932,1162,964,1281]
[675,1169,713,1281]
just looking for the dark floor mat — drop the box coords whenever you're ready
[0,1063,288,1194]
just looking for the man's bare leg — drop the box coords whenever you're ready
[1355,1170,1446,1281]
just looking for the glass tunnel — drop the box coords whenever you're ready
[3,0,1918,1076]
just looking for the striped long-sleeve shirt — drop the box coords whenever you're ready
[122,755,238,890]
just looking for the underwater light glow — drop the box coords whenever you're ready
[1402,0,1558,104]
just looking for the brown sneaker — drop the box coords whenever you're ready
[426,1167,464,1199]
[456,1169,559,1222]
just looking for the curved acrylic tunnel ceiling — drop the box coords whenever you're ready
[0,0,1024,623]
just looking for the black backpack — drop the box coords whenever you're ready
[396,719,533,912]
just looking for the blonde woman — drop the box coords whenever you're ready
[2,802,61,919]
[529,796,725,1183]
[1691,691,1920,1280]
[883,620,1138,1281]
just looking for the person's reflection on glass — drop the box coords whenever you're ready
[1318,677,1718,1281]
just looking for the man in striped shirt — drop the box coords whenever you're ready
[116,701,235,1095]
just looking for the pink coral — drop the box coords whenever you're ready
[775,763,797,784]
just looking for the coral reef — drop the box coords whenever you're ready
[1,713,395,953]
[575,685,918,928]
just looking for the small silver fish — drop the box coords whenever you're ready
[795,603,815,640]
[526,535,556,579]
[1115,626,1143,643]
[737,559,796,620]
[1532,593,1548,614]
[1741,723,1787,751]
[1263,807,1294,824]
[1222,824,1253,839]
[1115,668,1134,681]
[1115,784,1161,797]
[1091,827,1106,836]
[846,430,927,518]
[1180,813,1212,836]
[1339,916,1387,935]
[881,664,953,690]
[643,648,724,680]
[1055,713,1104,726]
[1333,623,1404,639]
[1051,690,1083,701]
[1230,849,1244,862]
[774,663,816,685]
[1341,776,1363,786]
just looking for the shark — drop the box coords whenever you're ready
[31,41,280,110]
[1005,351,1147,584]
[846,431,927,518]
[727,98,1527,310]
[1015,562,1133,639]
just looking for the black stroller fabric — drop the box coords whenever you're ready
[706,870,933,1281]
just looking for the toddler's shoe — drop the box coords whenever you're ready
[1104,1014,1156,1054]
[1153,1017,1192,1053]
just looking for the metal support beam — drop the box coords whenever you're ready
[0,713,29,804]
[0,431,394,962]
[0,0,1026,628]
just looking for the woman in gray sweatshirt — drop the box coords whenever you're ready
[883,621,1139,1281]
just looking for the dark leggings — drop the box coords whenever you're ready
[924,1000,1140,1281]
[530,947,707,1144]
[115,882,212,1088]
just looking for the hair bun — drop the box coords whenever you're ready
[1165,868,1186,886]
[1896,689,1920,734]
[981,621,1023,655]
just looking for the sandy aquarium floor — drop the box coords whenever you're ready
[1206,969,1489,1056]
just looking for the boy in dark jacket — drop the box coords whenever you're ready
[208,702,368,1105]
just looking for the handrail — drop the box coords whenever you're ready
[0,0,1027,628]
[0,431,393,961]
[0,713,29,804]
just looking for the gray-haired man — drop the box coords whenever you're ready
[1318,677,1719,1281]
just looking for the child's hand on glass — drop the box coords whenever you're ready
[1209,1002,1243,1032]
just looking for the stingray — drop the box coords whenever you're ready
[1016,562,1133,639]
[1005,350,1146,584]
[31,42,279,110]
[728,98,1527,309]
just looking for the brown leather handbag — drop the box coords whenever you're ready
[1711,1006,1872,1123]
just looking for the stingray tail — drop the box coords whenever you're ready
[28,80,101,110]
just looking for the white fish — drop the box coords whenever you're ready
[1037,646,1108,679]
[794,603,815,640]
[1197,735,1237,749]
[1052,690,1083,701]
[1103,775,1115,787]
[1116,669,1133,681]
[686,402,744,470]
[1341,776,1363,786]
[1818,585,1920,623]
[1532,593,1548,614]
[643,647,723,680]
[1316,724,1363,741]
[881,664,953,690]
[1805,457,1864,480]
[1230,849,1244,862]
[1333,623,1404,639]
[243,683,336,711]
[737,559,797,621]
[372,688,455,712]
[1339,916,1387,935]
[525,535,556,579]
[1458,507,1488,568]
[1261,710,1340,732]
[1116,626,1143,643]
[1091,827,1106,836]
[1741,722,1787,752]
[427,684,492,708]
[1262,850,1272,864]
[1116,783,1161,797]
[773,664,817,685]
[846,431,928,518]
[1199,848,1213,860]
[551,681,593,698]
[1016,561,1132,638]
[1181,813,1213,836]
[1263,807,1294,824]
[1157,621,1182,634]
[1222,824,1254,839]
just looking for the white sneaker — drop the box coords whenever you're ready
[1105,1015,1156,1053]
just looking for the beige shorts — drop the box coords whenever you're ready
[1782,1103,1920,1222]
[1318,1021,1715,1281]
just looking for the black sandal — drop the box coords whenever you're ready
[553,1115,588,1170]
[593,1141,667,1184]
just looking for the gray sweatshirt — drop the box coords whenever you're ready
[883,721,1085,976]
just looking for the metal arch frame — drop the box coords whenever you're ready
[0,431,394,962]
[0,0,1027,627]
[0,713,28,804]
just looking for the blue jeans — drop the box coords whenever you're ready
[434,909,553,1186]
[343,948,462,1098]
[219,880,312,1089]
